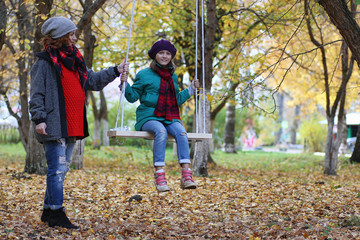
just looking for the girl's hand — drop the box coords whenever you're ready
[192,78,199,88]
[120,72,128,83]
[36,122,48,135]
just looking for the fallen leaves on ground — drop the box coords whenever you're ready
[1,154,360,239]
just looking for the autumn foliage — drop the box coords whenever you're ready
[1,146,360,239]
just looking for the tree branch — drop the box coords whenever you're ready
[76,0,107,37]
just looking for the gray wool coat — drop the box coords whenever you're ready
[29,51,120,143]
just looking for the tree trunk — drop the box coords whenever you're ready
[193,0,217,177]
[224,102,236,153]
[324,40,350,174]
[17,0,32,148]
[0,0,7,51]
[290,105,300,145]
[93,117,101,149]
[324,119,337,175]
[193,98,211,176]
[306,0,354,175]
[33,0,53,54]
[318,0,360,68]
[209,117,215,154]
[23,0,51,174]
[275,92,284,145]
[24,123,47,175]
[102,118,109,146]
[350,126,360,163]
[338,112,348,155]
[99,90,109,146]
[83,0,96,153]
[71,140,84,169]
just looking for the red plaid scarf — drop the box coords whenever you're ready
[46,45,88,90]
[153,68,180,121]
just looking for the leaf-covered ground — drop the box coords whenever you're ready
[1,146,360,239]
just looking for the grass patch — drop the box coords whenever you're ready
[1,143,358,182]
[0,143,26,167]
[341,215,360,227]
[212,150,324,172]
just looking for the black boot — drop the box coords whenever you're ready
[41,208,51,223]
[48,208,79,229]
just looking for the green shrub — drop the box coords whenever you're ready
[299,115,327,152]
[0,125,20,144]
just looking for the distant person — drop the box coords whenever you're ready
[29,16,128,229]
[121,39,198,192]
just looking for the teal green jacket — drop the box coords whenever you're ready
[124,67,191,131]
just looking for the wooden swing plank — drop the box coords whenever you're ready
[107,129,212,141]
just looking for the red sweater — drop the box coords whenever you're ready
[60,64,86,137]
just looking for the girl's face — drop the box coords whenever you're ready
[155,50,172,66]
[68,31,77,46]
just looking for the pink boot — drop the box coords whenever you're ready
[154,170,170,192]
[181,169,197,189]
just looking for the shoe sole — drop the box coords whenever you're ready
[181,182,197,190]
[156,186,170,192]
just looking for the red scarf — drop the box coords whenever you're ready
[46,45,88,90]
[153,68,180,121]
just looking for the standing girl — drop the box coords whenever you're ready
[29,16,128,229]
[122,39,198,192]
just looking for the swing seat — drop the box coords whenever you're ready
[107,129,212,142]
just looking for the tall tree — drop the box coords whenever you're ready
[0,0,43,173]
[317,0,360,163]
[305,0,354,175]
[25,0,53,175]
[223,100,236,153]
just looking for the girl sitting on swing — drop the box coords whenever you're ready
[121,39,199,192]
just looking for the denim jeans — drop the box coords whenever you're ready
[43,138,75,210]
[141,120,191,167]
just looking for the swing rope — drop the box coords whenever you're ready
[115,0,136,130]
[201,0,206,134]
[113,0,208,136]
[195,0,199,133]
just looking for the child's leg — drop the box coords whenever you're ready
[166,121,190,166]
[166,122,196,189]
[141,120,170,192]
[142,120,167,167]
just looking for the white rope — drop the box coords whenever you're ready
[201,0,206,133]
[195,0,199,133]
[115,0,207,135]
[115,0,136,130]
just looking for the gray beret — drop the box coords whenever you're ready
[41,16,77,39]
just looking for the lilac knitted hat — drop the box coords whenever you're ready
[148,39,177,59]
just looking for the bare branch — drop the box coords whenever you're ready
[0,91,20,122]
[76,0,107,37]
[305,0,330,116]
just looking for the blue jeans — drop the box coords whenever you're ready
[43,138,75,210]
[141,120,191,167]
